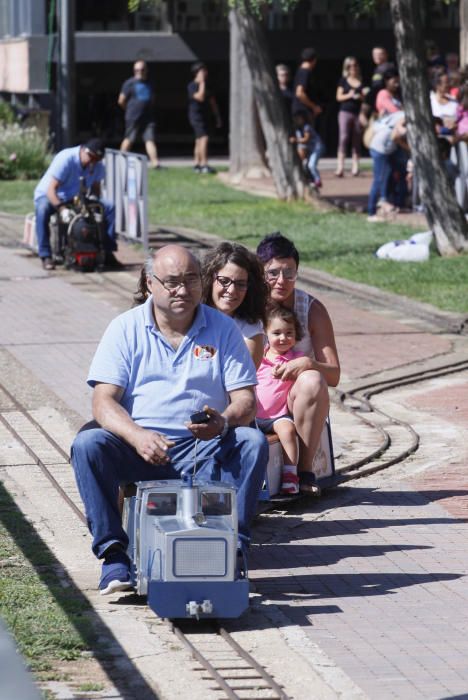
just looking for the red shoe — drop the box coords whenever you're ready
[281,472,299,495]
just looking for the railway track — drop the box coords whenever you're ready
[0,381,289,699]
[1,357,467,698]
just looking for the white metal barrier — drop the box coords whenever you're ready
[104,149,149,250]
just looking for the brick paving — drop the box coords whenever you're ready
[1,209,468,699]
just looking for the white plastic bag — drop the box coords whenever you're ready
[375,230,432,262]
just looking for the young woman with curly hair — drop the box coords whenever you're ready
[201,242,269,368]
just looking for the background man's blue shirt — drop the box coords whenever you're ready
[88,298,257,441]
[34,146,105,203]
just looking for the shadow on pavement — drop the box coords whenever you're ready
[0,482,159,700]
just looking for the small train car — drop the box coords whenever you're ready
[122,474,249,619]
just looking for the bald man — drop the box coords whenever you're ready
[118,59,160,168]
[71,245,268,595]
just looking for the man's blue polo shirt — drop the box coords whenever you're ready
[34,146,105,203]
[87,297,257,441]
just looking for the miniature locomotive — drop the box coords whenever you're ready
[122,470,249,619]
[50,188,105,271]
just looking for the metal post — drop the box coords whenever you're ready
[57,0,76,149]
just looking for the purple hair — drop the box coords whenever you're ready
[256,232,300,266]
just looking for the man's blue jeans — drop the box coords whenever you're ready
[34,196,116,259]
[71,426,269,559]
[368,149,392,215]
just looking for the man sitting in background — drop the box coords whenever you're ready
[33,137,119,270]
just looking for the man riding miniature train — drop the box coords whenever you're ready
[33,137,120,270]
[71,245,268,595]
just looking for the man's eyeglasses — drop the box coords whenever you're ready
[265,268,297,282]
[215,275,249,291]
[151,273,201,293]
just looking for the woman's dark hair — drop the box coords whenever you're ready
[133,266,150,306]
[301,47,316,62]
[133,250,159,306]
[383,67,399,83]
[256,232,300,266]
[458,81,468,111]
[201,242,269,325]
[265,303,303,342]
[191,61,206,75]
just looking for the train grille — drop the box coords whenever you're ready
[173,538,227,577]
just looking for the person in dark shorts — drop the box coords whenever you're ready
[187,61,222,174]
[118,59,160,168]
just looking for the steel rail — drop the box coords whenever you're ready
[334,359,468,481]
[169,620,288,700]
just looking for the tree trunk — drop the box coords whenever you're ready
[390,0,468,256]
[234,7,306,200]
[229,10,269,182]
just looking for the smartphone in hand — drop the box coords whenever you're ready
[190,411,211,424]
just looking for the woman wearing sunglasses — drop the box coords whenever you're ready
[256,232,340,494]
[201,242,269,368]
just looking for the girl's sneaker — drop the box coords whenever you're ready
[281,470,299,495]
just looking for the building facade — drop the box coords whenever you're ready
[0,0,460,154]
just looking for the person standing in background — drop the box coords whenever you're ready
[118,59,161,169]
[291,47,322,124]
[188,62,222,174]
[335,56,366,177]
[276,64,294,116]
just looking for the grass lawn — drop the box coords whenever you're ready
[1,170,467,313]
[0,483,95,680]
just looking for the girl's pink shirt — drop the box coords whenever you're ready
[456,104,468,135]
[256,348,305,420]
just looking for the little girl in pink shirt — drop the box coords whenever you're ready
[256,305,304,495]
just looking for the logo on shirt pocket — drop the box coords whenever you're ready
[193,344,217,360]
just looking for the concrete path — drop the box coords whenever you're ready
[0,213,467,700]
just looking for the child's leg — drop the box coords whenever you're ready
[307,136,325,184]
[274,419,299,495]
[274,419,299,465]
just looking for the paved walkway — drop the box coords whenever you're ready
[0,212,467,699]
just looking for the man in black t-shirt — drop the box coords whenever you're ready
[187,62,222,174]
[118,60,160,168]
[292,47,322,123]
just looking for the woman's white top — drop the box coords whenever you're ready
[234,317,264,339]
[293,288,316,356]
[430,92,458,120]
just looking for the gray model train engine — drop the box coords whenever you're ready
[122,473,249,619]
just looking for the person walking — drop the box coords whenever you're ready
[187,61,222,174]
[118,59,160,169]
[335,56,366,177]
[291,47,322,123]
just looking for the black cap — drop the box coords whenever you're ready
[84,137,105,159]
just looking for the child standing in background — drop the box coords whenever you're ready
[290,111,325,190]
[256,305,304,495]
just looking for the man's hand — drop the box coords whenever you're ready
[312,104,323,117]
[133,428,175,464]
[185,405,226,441]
